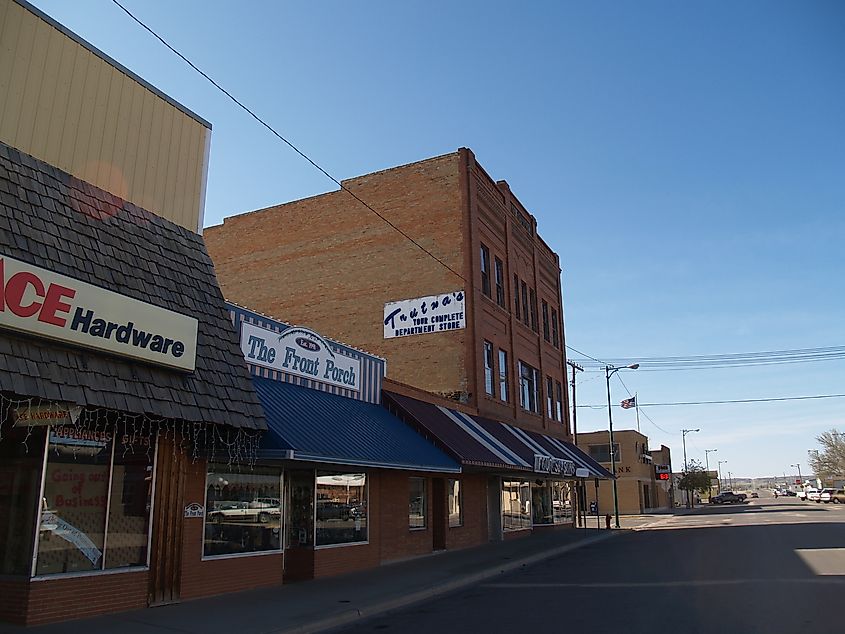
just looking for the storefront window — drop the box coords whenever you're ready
[316,472,367,546]
[105,432,155,569]
[531,481,553,525]
[448,479,462,527]
[409,477,427,529]
[33,423,155,575]
[0,425,46,575]
[552,481,573,524]
[502,480,531,531]
[204,466,282,557]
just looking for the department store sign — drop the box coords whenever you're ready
[383,291,465,339]
[241,321,360,391]
[0,253,197,371]
[534,454,576,477]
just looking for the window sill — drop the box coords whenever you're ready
[201,549,283,562]
[409,526,428,532]
[31,565,149,582]
[315,540,369,551]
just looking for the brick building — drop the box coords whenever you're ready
[205,150,615,543]
[205,148,571,438]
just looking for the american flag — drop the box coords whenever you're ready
[621,396,636,409]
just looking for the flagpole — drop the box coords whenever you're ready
[635,392,640,433]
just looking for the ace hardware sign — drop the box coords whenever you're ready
[0,253,198,371]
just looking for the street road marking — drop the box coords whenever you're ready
[484,578,845,589]
[796,548,845,576]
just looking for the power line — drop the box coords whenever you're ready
[576,393,845,408]
[566,345,605,364]
[111,0,465,283]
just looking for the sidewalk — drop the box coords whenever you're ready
[0,528,618,634]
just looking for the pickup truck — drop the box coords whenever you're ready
[711,492,746,505]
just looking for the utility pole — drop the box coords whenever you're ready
[567,361,584,527]
[635,392,641,433]
[681,429,699,508]
[704,449,718,501]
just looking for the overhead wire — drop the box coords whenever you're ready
[576,393,845,408]
[110,0,466,283]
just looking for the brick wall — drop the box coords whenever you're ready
[25,570,148,626]
[179,459,284,600]
[444,474,488,550]
[377,471,434,563]
[205,152,468,400]
[0,578,28,625]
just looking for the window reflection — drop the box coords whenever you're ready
[316,472,367,546]
[448,479,462,527]
[502,480,531,531]
[204,466,282,557]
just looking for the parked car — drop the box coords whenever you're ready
[750,492,759,498]
[711,492,745,505]
[831,490,845,504]
[783,490,797,496]
[805,488,820,502]
[819,488,837,503]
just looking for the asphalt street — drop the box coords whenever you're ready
[336,495,845,634]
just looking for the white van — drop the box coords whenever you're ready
[805,487,820,501]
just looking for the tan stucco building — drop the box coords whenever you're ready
[579,430,672,515]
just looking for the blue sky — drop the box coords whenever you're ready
[31,0,845,477]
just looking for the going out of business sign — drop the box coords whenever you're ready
[241,321,361,391]
[0,253,198,371]
[383,291,465,339]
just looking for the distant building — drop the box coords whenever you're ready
[579,429,671,514]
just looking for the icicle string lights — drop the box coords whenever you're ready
[0,392,261,465]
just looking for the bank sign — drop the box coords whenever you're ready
[534,454,576,477]
[0,253,197,372]
[383,291,465,339]
[241,321,360,391]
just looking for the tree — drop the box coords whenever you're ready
[677,459,712,508]
[808,430,845,484]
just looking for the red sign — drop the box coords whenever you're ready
[657,473,670,480]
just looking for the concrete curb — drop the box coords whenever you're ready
[271,531,620,634]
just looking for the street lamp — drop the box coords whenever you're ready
[605,363,639,528]
[704,449,718,500]
[681,428,700,508]
[717,460,727,491]
[790,463,803,486]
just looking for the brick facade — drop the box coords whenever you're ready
[205,148,571,440]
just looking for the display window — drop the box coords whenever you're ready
[531,481,553,525]
[447,479,462,527]
[552,481,573,524]
[502,480,531,531]
[34,423,156,576]
[204,466,283,557]
[409,477,427,529]
[315,472,367,547]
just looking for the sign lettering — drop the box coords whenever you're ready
[384,291,465,339]
[534,454,576,477]
[0,254,197,371]
[241,321,361,391]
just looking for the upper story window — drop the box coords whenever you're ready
[513,274,521,319]
[483,340,495,396]
[529,288,538,332]
[541,300,550,342]
[546,376,554,418]
[480,244,491,298]
[521,282,530,327]
[518,361,540,414]
[498,349,509,402]
[589,443,621,464]
[494,257,505,308]
[551,309,560,348]
[555,381,564,422]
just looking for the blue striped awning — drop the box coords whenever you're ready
[252,377,460,473]
[386,391,613,479]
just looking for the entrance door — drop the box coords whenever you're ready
[432,478,446,551]
[643,484,651,510]
[284,470,315,582]
[148,435,185,606]
[487,476,502,541]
